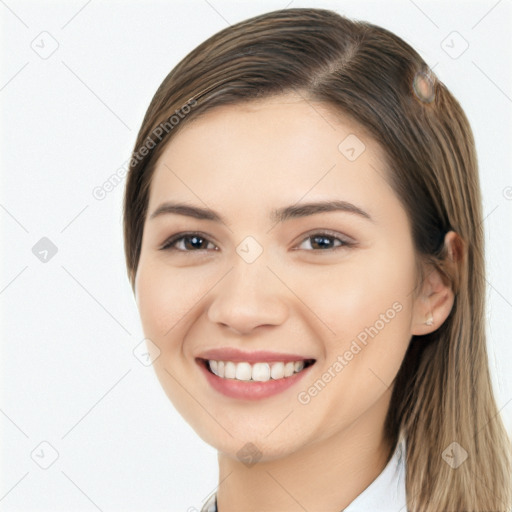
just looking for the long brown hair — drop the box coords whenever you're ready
[123,8,511,511]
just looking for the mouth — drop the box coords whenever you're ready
[195,350,316,400]
[198,358,316,382]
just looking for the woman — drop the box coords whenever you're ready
[123,8,511,511]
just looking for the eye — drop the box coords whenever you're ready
[160,232,218,252]
[296,231,354,251]
[159,230,354,253]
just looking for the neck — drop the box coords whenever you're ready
[216,390,394,512]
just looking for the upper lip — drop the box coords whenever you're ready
[197,347,315,363]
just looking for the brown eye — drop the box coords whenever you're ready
[160,232,217,252]
[297,232,354,251]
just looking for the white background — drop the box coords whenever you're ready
[1,1,511,510]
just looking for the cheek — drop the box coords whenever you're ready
[294,272,414,439]
[289,250,416,342]
[290,250,417,416]
[135,260,196,345]
[135,259,206,418]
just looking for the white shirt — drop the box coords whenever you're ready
[200,437,407,512]
[344,436,407,511]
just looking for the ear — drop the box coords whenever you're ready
[411,231,460,336]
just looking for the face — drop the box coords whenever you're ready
[135,94,421,462]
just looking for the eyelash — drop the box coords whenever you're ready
[159,230,355,253]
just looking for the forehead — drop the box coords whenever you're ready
[147,94,394,220]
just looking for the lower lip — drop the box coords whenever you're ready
[198,361,313,400]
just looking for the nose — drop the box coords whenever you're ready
[206,258,290,336]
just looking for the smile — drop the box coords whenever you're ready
[206,359,314,382]
[197,351,316,400]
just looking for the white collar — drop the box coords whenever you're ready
[344,436,407,511]
[201,437,407,512]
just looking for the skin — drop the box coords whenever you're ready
[134,93,458,512]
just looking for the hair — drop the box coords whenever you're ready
[123,7,511,511]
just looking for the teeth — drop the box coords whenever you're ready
[270,362,284,379]
[252,362,271,382]
[207,359,309,382]
[235,362,252,381]
[284,362,295,377]
[225,361,236,379]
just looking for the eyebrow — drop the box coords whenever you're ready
[149,200,374,224]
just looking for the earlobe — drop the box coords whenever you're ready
[411,231,462,336]
[411,272,455,335]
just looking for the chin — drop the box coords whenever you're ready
[190,415,317,465]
